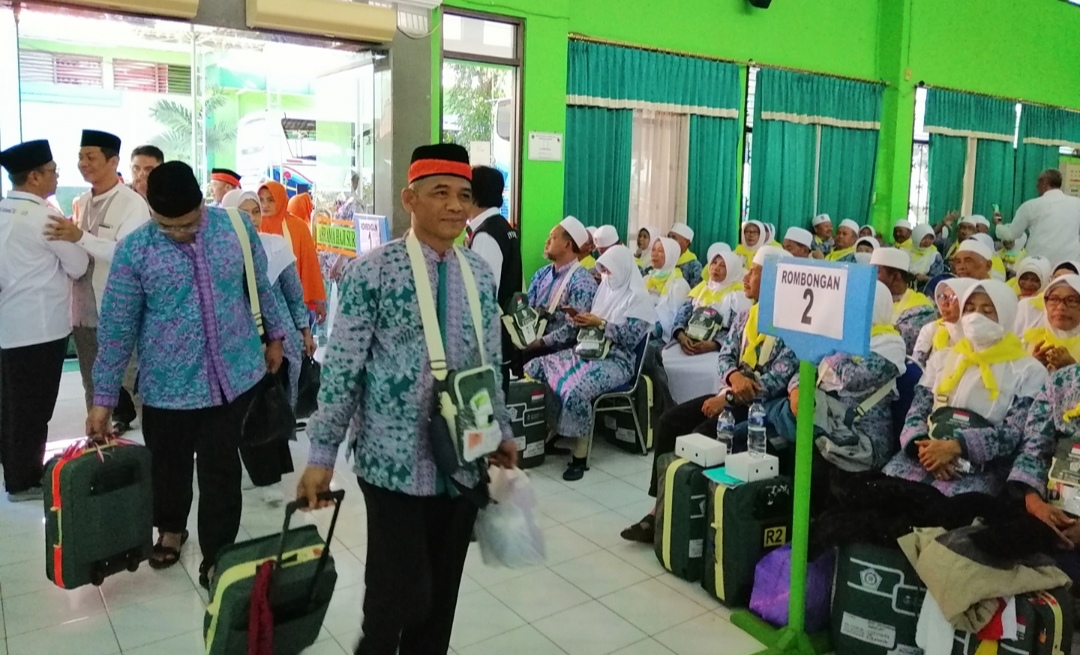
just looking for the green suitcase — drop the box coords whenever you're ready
[951,588,1073,655]
[654,454,708,581]
[831,542,926,655]
[508,379,546,469]
[44,439,153,589]
[595,374,654,454]
[204,490,344,655]
[701,473,792,607]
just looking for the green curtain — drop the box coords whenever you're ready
[563,106,632,236]
[1013,104,1080,213]
[972,139,1015,221]
[927,134,967,227]
[688,115,741,248]
[817,125,880,223]
[749,68,883,234]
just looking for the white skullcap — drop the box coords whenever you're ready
[958,237,993,261]
[970,214,990,228]
[959,216,977,227]
[752,245,790,267]
[784,227,813,248]
[669,222,695,242]
[870,247,912,273]
[586,226,597,236]
[894,219,913,231]
[560,216,589,248]
[838,219,860,233]
[593,224,619,249]
[811,213,832,227]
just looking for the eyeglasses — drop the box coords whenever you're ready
[1046,295,1080,310]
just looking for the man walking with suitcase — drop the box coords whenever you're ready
[297,143,517,655]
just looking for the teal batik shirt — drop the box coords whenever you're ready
[306,238,514,496]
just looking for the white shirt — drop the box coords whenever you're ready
[468,207,505,294]
[996,189,1080,268]
[72,182,151,264]
[0,191,89,348]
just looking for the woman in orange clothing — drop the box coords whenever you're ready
[258,182,327,323]
[287,192,314,225]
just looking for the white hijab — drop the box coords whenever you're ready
[651,237,682,276]
[937,277,977,339]
[1041,275,1080,339]
[872,281,909,373]
[592,245,657,325]
[742,220,766,252]
[636,226,661,257]
[221,189,296,284]
[708,249,745,289]
[1016,256,1051,294]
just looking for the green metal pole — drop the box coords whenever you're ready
[787,359,817,635]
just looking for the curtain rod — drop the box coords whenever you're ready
[568,32,889,87]
[917,82,1080,115]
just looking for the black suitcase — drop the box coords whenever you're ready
[653,454,709,581]
[702,474,792,607]
[831,542,926,655]
[204,490,344,655]
[507,379,546,469]
[951,588,1073,655]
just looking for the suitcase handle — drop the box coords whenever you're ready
[276,489,346,608]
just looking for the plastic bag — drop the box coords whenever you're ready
[748,544,834,634]
[474,467,546,568]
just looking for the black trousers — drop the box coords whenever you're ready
[647,395,751,497]
[141,385,255,565]
[113,386,137,425]
[0,337,67,493]
[355,480,479,655]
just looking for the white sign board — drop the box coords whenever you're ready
[771,262,848,340]
[528,132,563,162]
[469,140,492,167]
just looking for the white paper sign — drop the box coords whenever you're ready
[469,140,492,166]
[528,132,563,161]
[772,262,848,340]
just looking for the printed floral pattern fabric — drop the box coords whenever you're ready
[306,239,513,496]
[524,318,649,438]
[1010,364,1080,497]
[92,207,283,410]
[716,308,799,403]
[678,259,704,289]
[897,304,939,356]
[526,262,597,350]
[273,262,308,407]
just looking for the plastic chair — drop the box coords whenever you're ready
[584,336,651,464]
[890,358,923,446]
[920,273,954,298]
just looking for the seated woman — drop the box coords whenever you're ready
[646,237,692,342]
[859,225,878,241]
[526,245,655,481]
[1015,260,1080,334]
[734,220,765,266]
[882,280,1048,497]
[910,223,945,287]
[853,236,878,264]
[634,226,661,271]
[771,281,907,472]
[1007,256,1050,299]
[1022,275,1080,373]
[912,278,975,368]
[662,245,750,405]
[998,234,1027,278]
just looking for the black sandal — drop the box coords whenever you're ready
[148,529,188,570]
[620,514,656,543]
[198,561,214,591]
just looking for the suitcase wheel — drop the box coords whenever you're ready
[126,554,139,573]
[91,568,105,586]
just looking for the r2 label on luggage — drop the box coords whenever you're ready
[763,526,787,548]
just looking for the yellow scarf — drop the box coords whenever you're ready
[734,243,756,265]
[991,255,1007,279]
[741,303,775,369]
[935,333,1029,401]
[999,248,1026,267]
[895,238,913,252]
[1023,326,1080,362]
[677,250,698,266]
[580,254,596,270]
[688,279,742,308]
[871,324,900,337]
[1064,403,1080,423]
[826,246,855,262]
[1033,295,1046,312]
[931,319,953,351]
[645,268,683,295]
[894,289,934,317]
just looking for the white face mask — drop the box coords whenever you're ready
[960,312,1004,350]
[854,252,873,265]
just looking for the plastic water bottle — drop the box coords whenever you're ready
[715,406,735,451]
[748,398,767,459]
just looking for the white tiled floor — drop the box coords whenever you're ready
[0,372,766,654]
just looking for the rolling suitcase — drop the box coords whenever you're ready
[951,588,1073,655]
[596,374,654,453]
[204,490,345,655]
[653,454,709,582]
[831,542,926,655]
[507,379,546,469]
[44,438,153,589]
[702,472,792,607]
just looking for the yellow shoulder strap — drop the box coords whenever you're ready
[225,208,263,336]
[281,217,294,252]
[661,459,687,571]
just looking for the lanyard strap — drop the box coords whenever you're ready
[225,208,264,337]
[546,262,580,314]
[281,218,294,252]
[406,232,486,382]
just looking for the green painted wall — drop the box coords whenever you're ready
[444,0,1080,278]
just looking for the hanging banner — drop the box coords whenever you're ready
[1062,158,1080,198]
[314,214,357,258]
[355,214,391,255]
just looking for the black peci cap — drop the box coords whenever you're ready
[146,161,205,218]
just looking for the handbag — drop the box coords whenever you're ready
[685,306,722,342]
[924,404,993,475]
[574,325,610,360]
[813,380,895,472]
[406,233,502,478]
[500,293,547,351]
[226,208,297,447]
[294,356,321,419]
